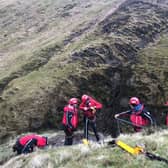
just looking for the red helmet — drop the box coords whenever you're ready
[82,94,89,102]
[129,97,140,105]
[69,98,78,105]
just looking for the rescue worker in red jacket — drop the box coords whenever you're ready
[79,94,102,141]
[115,97,155,132]
[62,98,79,145]
[164,101,168,126]
[12,134,48,155]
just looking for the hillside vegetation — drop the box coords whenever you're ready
[1,129,168,168]
[0,0,127,139]
[0,1,168,167]
[0,0,168,150]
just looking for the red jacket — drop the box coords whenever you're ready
[130,105,149,128]
[19,134,47,147]
[117,104,154,132]
[62,104,78,129]
[79,97,102,118]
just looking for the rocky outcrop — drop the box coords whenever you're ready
[69,0,168,134]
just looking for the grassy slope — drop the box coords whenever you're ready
[1,129,168,168]
[0,0,125,135]
[0,1,168,167]
[0,0,123,105]
[133,35,168,104]
[0,0,119,77]
[0,0,168,155]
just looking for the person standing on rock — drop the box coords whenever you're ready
[115,97,155,132]
[79,94,102,142]
[12,134,48,155]
[62,98,79,145]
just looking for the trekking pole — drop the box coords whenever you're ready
[83,117,89,145]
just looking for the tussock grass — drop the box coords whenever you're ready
[0,0,168,162]
[1,129,168,168]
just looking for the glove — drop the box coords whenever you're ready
[90,106,96,114]
[114,114,119,118]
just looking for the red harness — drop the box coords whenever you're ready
[62,104,78,129]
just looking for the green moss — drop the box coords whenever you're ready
[133,35,168,99]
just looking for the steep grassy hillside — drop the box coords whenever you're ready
[0,0,168,141]
[0,0,125,139]
[134,36,168,103]
[1,130,168,168]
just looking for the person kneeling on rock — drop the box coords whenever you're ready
[12,134,48,155]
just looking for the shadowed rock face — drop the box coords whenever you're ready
[69,0,168,135]
[0,0,168,141]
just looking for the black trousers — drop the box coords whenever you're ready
[22,139,37,154]
[84,116,99,141]
[13,139,37,154]
[63,125,73,145]
[13,140,23,155]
